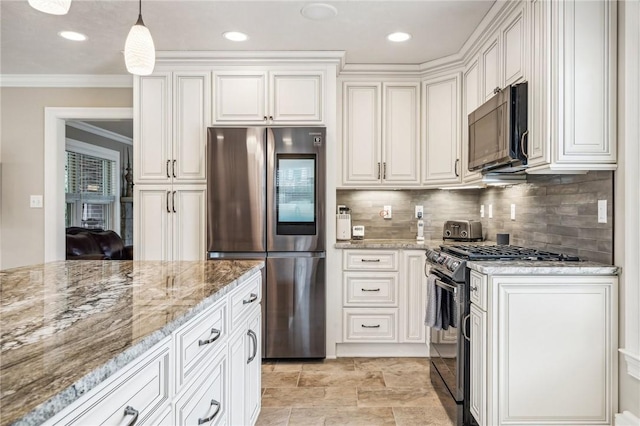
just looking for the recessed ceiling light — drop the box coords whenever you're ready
[301,3,338,20]
[223,31,248,42]
[58,31,87,41]
[387,32,412,42]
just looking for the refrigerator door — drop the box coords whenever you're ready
[207,127,267,253]
[267,127,326,252]
[265,253,326,358]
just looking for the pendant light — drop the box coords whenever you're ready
[28,0,71,15]
[124,0,155,76]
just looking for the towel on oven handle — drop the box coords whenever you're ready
[425,274,443,329]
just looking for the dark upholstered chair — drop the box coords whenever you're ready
[66,227,133,260]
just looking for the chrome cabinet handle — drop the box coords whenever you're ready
[166,191,171,213]
[377,162,381,179]
[383,162,386,179]
[243,293,258,304]
[455,159,460,177]
[470,285,478,292]
[247,329,258,364]
[172,159,177,178]
[166,160,170,178]
[520,130,529,159]
[122,406,139,426]
[361,324,381,328]
[172,191,177,213]
[198,400,221,425]
[361,288,380,292]
[199,328,221,346]
[361,259,380,263]
[493,86,502,94]
[462,314,471,342]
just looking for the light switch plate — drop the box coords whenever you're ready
[488,204,493,219]
[598,200,607,223]
[510,204,516,220]
[480,205,485,218]
[383,205,392,219]
[30,195,43,208]
[415,205,423,219]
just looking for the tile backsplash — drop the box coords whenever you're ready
[337,171,614,264]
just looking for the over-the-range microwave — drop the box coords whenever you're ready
[468,81,528,173]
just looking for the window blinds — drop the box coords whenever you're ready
[65,151,116,203]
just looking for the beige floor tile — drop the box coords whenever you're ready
[354,357,431,373]
[262,361,276,373]
[289,407,396,426]
[392,407,455,426]
[262,387,358,408]
[382,371,433,388]
[262,372,300,388]
[301,358,356,372]
[256,407,291,426]
[273,361,304,372]
[357,387,436,408]
[299,370,385,388]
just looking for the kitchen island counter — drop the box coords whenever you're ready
[0,259,263,426]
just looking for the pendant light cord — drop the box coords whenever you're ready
[136,0,145,26]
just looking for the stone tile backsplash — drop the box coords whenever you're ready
[337,171,614,264]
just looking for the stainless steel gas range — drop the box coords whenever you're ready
[424,244,581,426]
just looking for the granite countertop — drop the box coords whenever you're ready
[334,239,496,250]
[467,260,620,275]
[0,259,263,426]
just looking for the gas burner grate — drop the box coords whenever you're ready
[440,245,581,261]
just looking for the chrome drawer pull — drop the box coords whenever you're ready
[462,314,471,342]
[122,406,139,426]
[470,286,478,292]
[361,288,381,292]
[243,293,258,304]
[198,400,221,425]
[361,324,381,328]
[198,328,221,346]
[247,329,258,364]
[361,259,381,263]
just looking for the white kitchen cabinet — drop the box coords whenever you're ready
[401,250,427,343]
[134,185,206,261]
[527,0,617,172]
[422,73,461,185]
[469,272,617,426]
[135,72,209,184]
[342,81,420,187]
[480,35,501,103]
[461,58,483,184]
[213,70,323,125]
[501,5,527,87]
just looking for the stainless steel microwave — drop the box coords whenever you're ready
[468,82,528,172]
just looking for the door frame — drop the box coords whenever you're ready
[44,107,133,262]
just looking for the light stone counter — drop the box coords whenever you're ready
[467,260,620,275]
[334,239,495,250]
[0,259,263,426]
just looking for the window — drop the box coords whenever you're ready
[65,140,120,231]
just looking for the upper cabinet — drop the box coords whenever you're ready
[135,71,210,184]
[528,0,617,172]
[212,70,324,125]
[342,81,420,187]
[462,59,483,184]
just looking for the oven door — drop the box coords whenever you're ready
[427,270,466,404]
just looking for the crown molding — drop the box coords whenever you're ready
[0,74,133,88]
[66,121,132,145]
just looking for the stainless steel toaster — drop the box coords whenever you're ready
[443,220,483,241]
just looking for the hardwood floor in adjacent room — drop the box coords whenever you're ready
[256,357,455,426]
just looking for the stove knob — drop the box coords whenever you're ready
[428,252,439,262]
[451,261,460,270]
[460,230,468,238]
[444,230,452,237]
[437,255,446,264]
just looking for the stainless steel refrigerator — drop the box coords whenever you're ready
[207,127,326,359]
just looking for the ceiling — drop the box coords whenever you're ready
[1,1,495,75]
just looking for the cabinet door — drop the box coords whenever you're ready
[528,0,549,165]
[422,74,461,185]
[469,303,486,426]
[245,307,262,426]
[342,82,382,185]
[136,73,172,183]
[173,72,210,183]
[502,4,526,86]
[213,71,267,123]
[382,83,420,185]
[227,323,247,426]
[270,71,323,123]
[481,36,501,102]
[401,251,427,342]
[462,58,483,183]
[134,186,171,261]
[171,186,206,261]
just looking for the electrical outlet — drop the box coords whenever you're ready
[30,195,43,208]
[383,205,392,219]
[415,205,424,219]
[488,204,493,219]
[510,204,516,220]
[598,200,607,223]
[480,205,485,218]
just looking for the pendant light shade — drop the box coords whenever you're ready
[28,0,71,15]
[124,1,155,76]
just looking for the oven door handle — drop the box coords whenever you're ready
[462,314,471,342]
[434,277,457,295]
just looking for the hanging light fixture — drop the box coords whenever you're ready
[28,0,71,15]
[124,0,155,76]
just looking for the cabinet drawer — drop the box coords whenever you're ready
[343,309,398,342]
[343,272,398,306]
[469,270,487,310]
[174,352,227,426]
[343,250,398,271]
[174,298,227,391]
[50,340,170,426]
[229,272,261,331]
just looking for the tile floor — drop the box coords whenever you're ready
[256,357,456,426]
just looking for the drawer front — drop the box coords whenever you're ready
[344,272,399,306]
[229,272,262,331]
[52,341,170,426]
[469,270,487,310]
[175,353,227,426]
[174,298,227,390]
[344,250,398,271]
[343,308,398,342]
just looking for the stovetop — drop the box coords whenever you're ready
[441,244,581,262]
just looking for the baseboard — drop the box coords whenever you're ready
[336,343,429,357]
[616,411,640,426]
